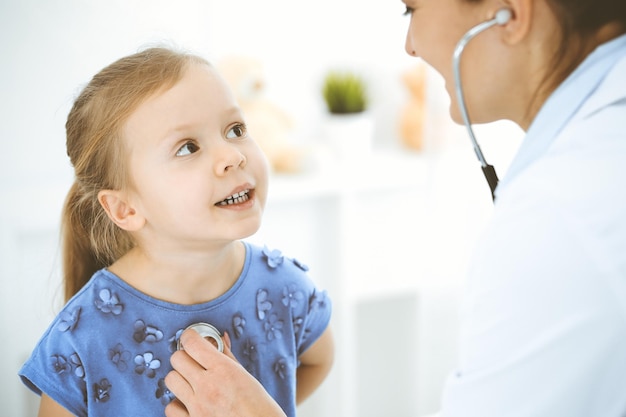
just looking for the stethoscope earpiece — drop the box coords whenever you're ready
[494,8,513,25]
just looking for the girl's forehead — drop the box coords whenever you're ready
[122,63,236,144]
[138,64,227,110]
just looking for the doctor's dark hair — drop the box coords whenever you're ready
[467,0,625,95]
[62,47,208,302]
[542,0,626,86]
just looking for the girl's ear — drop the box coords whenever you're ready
[97,190,145,232]
[500,0,533,44]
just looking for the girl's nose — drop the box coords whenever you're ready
[214,143,247,175]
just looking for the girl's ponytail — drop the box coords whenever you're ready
[61,181,102,302]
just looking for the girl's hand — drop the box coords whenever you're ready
[165,329,286,417]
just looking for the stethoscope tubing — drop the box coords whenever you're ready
[452,17,501,200]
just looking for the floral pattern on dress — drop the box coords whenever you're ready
[292,317,304,334]
[168,329,184,353]
[57,307,81,332]
[264,313,284,341]
[242,337,259,362]
[94,378,111,402]
[25,244,329,417]
[70,353,85,379]
[232,314,246,339]
[133,320,164,343]
[309,289,328,313]
[95,288,123,315]
[292,258,309,272]
[108,343,131,372]
[273,357,288,380]
[256,289,273,320]
[50,354,71,374]
[282,284,304,309]
[262,246,284,268]
[134,352,161,378]
[156,378,175,406]
[154,378,176,406]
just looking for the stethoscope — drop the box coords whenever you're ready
[176,11,514,353]
[452,8,513,201]
[177,322,224,352]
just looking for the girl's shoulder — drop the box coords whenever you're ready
[241,241,330,311]
[245,242,312,277]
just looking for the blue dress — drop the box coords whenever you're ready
[19,242,331,417]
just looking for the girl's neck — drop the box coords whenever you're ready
[108,240,246,305]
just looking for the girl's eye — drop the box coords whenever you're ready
[176,141,200,157]
[225,123,247,140]
[403,6,415,16]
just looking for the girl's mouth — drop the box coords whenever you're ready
[215,189,251,206]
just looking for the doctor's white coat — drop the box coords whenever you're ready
[438,35,626,416]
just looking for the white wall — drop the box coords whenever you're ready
[0,1,524,416]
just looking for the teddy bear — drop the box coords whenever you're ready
[398,62,428,151]
[217,56,309,173]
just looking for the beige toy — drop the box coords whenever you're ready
[399,62,427,151]
[218,56,307,173]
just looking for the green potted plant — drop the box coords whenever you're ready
[321,70,373,159]
[322,71,368,114]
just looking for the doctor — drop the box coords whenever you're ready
[164,0,626,416]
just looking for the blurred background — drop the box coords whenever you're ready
[0,1,524,416]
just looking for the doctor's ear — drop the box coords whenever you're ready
[97,190,145,232]
[498,0,532,44]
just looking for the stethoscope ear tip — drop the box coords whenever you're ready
[495,8,513,25]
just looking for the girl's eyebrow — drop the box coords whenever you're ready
[223,105,243,118]
[160,106,244,142]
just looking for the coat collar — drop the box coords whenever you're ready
[496,34,626,198]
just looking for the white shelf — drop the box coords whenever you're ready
[250,150,447,417]
[267,150,431,202]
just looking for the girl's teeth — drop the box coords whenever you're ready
[218,190,250,206]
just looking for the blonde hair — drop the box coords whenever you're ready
[62,47,208,302]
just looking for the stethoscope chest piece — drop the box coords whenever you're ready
[177,322,224,352]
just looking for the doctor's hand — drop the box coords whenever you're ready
[165,329,287,417]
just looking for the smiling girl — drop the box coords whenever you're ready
[19,47,333,417]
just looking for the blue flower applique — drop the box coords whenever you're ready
[301,328,312,344]
[70,353,85,379]
[134,352,161,378]
[50,354,71,375]
[156,378,176,406]
[95,288,123,315]
[264,313,284,341]
[262,245,284,268]
[108,343,131,371]
[168,329,184,353]
[242,338,259,362]
[94,378,111,402]
[293,316,304,334]
[309,289,329,313]
[232,314,246,339]
[256,289,273,320]
[282,284,304,309]
[57,307,81,332]
[273,357,289,380]
[292,258,309,272]
[133,319,164,343]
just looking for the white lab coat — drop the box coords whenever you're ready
[437,35,626,416]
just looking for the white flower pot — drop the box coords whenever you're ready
[324,112,374,160]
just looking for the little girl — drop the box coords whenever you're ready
[19,47,334,417]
